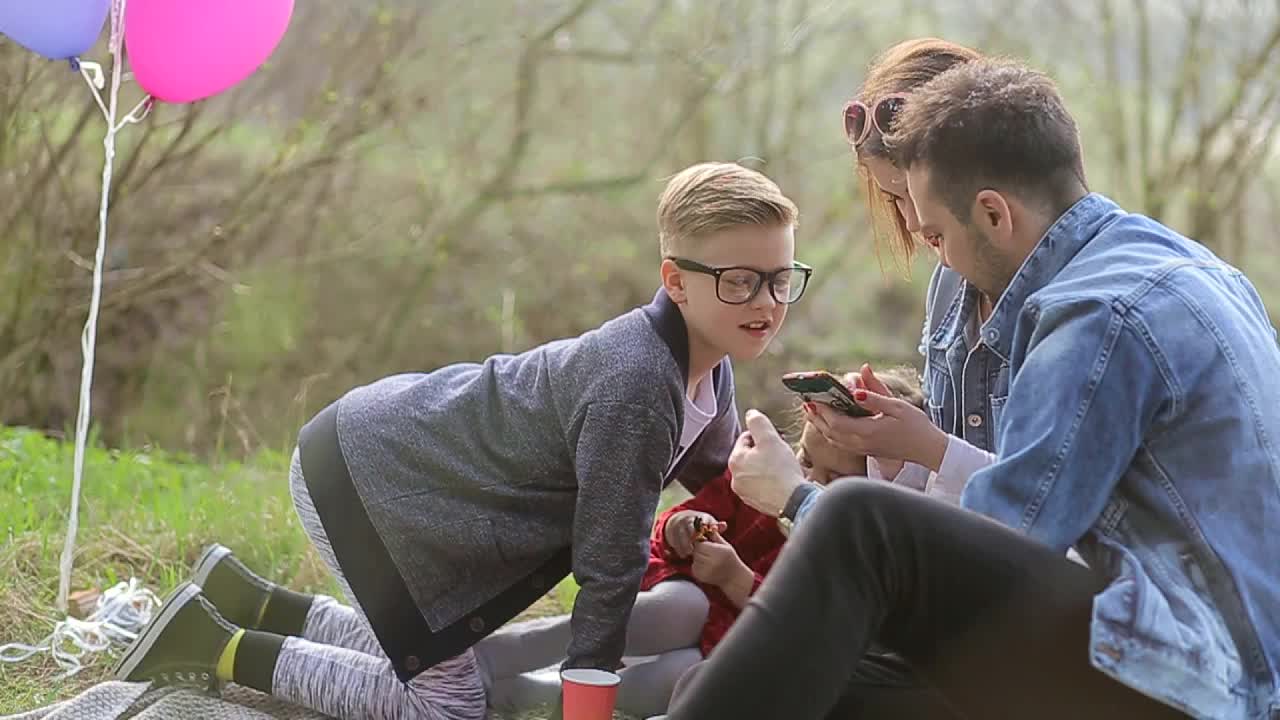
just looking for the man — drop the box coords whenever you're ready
[666,59,1280,720]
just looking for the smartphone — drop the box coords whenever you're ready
[781,370,873,418]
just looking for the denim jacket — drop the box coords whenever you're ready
[918,193,1280,719]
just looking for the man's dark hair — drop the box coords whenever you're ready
[886,59,1087,219]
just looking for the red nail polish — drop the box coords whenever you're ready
[854,389,868,401]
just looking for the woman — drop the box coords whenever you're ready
[805,38,997,500]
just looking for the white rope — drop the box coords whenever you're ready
[56,0,149,614]
[0,579,160,677]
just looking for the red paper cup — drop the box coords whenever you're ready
[560,668,621,720]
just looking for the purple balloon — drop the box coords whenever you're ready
[0,0,111,60]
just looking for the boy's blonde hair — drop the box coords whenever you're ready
[657,162,798,257]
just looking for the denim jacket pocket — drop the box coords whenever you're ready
[989,394,1008,452]
[926,348,957,425]
[925,359,952,432]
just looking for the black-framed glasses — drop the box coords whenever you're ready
[669,257,813,305]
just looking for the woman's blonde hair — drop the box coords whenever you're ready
[852,38,982,266]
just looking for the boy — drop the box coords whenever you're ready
[113,162,810,720]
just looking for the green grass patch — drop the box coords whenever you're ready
[0,425,327,713]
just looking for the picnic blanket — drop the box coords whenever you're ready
[0,683,572,720]
[1,682,330,720]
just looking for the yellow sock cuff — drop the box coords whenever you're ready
[216,628,246,682]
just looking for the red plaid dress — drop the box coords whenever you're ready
[640,468,787,656]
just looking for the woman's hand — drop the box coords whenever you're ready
[664,510,728,559]
[846,363,891,396]
[845,363,906,476]
[806,389,948,472]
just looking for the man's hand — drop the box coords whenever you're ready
[729,410,806,516]
[664,510,727,559]
[691,532,753,606]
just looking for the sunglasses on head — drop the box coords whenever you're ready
[842,94,908,146]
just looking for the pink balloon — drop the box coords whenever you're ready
[125,0,293,104]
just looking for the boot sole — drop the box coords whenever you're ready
[191,544,232,588]
[112,581,202,681]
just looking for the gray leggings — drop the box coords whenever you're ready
[473,579,709,719]
[276,449,487,720]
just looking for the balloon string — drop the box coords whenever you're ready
[57,0,132,614]
[77,60,105,90]
[79,63,109,120]
[115,95,153,131]
[0,578,160,677]
[109,0,126,52]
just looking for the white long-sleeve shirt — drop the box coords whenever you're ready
[866,435,996,505]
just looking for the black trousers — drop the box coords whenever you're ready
[665,480,1190,720]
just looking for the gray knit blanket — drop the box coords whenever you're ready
[1,682,330,720]
[0,684,566,720]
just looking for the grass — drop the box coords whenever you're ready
[0,426,668,719]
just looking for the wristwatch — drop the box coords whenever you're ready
[777,483,819,537]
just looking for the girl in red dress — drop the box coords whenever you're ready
[642,367,923,657]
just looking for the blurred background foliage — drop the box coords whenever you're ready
[2,0,1278,457]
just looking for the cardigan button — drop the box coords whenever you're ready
[404,655,422,671]
[469,617,487,633]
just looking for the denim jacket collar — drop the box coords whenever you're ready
[928,280,979,352]
[981,193,1119,361]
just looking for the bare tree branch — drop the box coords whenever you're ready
[546,48,656,64]
[370,0,604,358]
[756,1,780,155]
[1097,0,1133,195]
[1133,0,1153,207]
[1161,18,1280,194]
[2,103,96,233]
[506,173,647,197]
[1148,0,1207,216]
